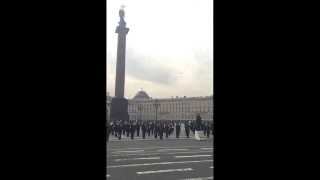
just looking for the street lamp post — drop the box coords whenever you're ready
[153,98,161,121]
[138,104,143,121]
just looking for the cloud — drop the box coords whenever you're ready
[125,48,177,86]
[106,0,213,99]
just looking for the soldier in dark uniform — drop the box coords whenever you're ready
[147,122,151,136]
[151,122,154,135]
[123,122,126,135]
[117,121,123,140]
[203,122,206,136]
[165,123,170,138]
[191,121,195,133]
[130,122,135,139]
[206,122,210,138]
[136,122,140,136]
[111,122,115,135]
[185,122,190,138]
[154,123,159,139]
[114,122,118,137]
[176,122,181,138]
[169,123,174,135]
[142,122,147,139]
[159,123,164,140]
[126,122,130,137]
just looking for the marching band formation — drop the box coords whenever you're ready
[106,120,214,141]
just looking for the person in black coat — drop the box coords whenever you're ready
[111,123,115,135]
[206,123,210,138]
[117,122,123,140]
[114,123,119,137]
[192,122,196,133]
[136,123,140,136]
[126,122,130,137]
[165,123,170,138]
[176,122,181,138]
[123,122,126,135]
[169,123,174,135]
[130,123,135,139]
[147,123,151,136]
[159,123,165,140]
[202,122,206,135]
[142,123,147,139]
[151,122,154,134]
[154,123,159,139]
[185,122,190,138]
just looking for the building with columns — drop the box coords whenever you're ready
[106,90,214,121]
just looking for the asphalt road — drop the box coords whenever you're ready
[108,124,214,142]
[107,139,214,180]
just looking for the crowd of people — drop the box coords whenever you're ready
[106,120,214,141]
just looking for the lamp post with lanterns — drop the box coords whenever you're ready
[153,98,161,121]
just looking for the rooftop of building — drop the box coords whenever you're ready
[133,90,150,100]
[106,90,213,101]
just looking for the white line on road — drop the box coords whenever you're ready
[111,150,144,153]
[210,166,214,168]
[178,177,214,180]
[158,149,188,151]
[115,157,160,161]
[201,148,213,150]
[108,138,198,142]
[174,155,212,158]
[106,160,213,168]
[106,174,110,177]
[107,146,213,151]
[107,150,213,157]
[137,168,193,175]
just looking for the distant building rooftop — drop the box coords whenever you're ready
[133,90,150,100]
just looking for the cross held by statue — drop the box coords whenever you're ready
[120,4,125,10]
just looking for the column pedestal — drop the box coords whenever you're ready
[110,97,129,122]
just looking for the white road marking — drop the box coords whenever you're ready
[178,177,214,180]
[158,149,188,151]
[137,168,193,175]
[201,148,213,150]
[210,166,214,168]
[107,160,213,168]
[106,174,110,177]
[174,155,212,158]
[107,146,213,151]
[115,157,160,161]
[108,138,196,142]
[111,150,144,153]
[107,150,213,157]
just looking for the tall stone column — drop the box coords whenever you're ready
[110,7,129,122]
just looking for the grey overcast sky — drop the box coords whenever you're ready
[107,0,213,99]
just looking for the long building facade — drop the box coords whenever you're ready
[106,90,214,121]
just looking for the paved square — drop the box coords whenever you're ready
[107,139,214,180]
